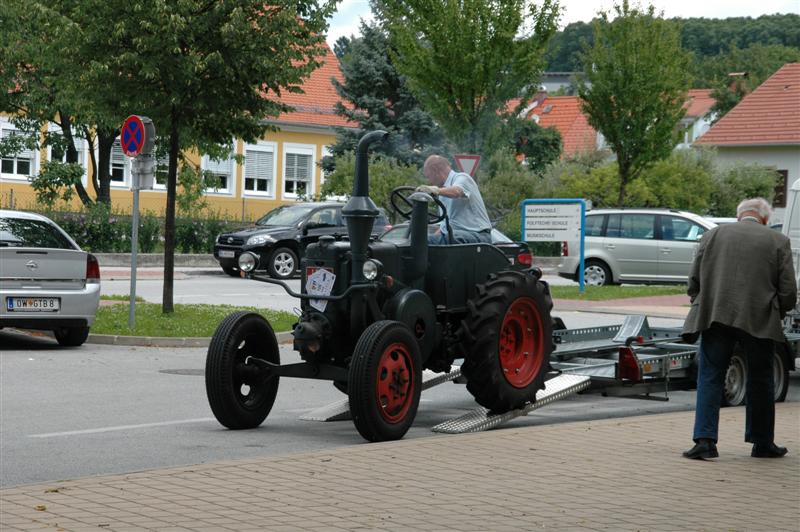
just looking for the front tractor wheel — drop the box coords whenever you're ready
[205,312,280,429]
[460,271,553,413]
[348,321,422,442]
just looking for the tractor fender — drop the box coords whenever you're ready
[383,288,438,364]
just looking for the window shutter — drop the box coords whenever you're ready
[245,149,273,181]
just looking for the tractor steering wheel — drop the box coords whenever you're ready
[390,186,447,224]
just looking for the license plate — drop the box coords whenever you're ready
[219,250,235,258]
[7,297,60,312]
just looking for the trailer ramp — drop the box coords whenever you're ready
[431,374,590,434]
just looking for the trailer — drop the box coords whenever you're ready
[302,314,798,435]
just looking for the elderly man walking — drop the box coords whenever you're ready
[682,198,796,460]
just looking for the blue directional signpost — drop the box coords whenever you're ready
[521,199,587,293]
[121,115,156,328]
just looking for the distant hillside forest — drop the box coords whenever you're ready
[546,13,800,83]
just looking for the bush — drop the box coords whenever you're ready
[175,214,235,253]
[710,164,778,216]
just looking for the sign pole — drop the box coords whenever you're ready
[129,173,140,329]
[121,115,156,329]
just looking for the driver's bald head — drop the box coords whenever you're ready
[423,155,450,186]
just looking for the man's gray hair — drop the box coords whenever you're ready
[736,197,772,221]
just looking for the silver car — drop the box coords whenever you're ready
[557,209,716,286]
[0,210,101,346]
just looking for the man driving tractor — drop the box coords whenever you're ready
[416,155,493,244]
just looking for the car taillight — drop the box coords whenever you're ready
[517,251,533,266]
[617,346,642,382]
[561,241,569,257]
[86,254,100,283]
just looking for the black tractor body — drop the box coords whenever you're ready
[205,131,554,442]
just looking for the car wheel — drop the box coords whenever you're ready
[267,247,298,280]
[582,260,612,286]
[222,266,240,277]
[54,327,90,347]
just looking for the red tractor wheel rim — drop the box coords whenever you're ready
[499,297,545,388]
[375,342,415,423]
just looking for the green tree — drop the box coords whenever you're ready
[709,164,779,217]
[324,20,446,172]
[0,2,143,207]
[74,0,336,313]
[377,0,559,154]
[578,1,692,207]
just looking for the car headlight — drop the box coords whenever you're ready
[238,252,259,272]
[362,259,382,281]
[247,234,275,246]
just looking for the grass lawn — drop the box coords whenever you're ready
[548,285,687,301]
[92,303,296,337]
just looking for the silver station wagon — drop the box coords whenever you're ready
[0,210,101,346]
[558,208,717,286]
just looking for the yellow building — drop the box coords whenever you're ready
[0,44,353,222]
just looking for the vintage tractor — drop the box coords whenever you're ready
[205,131,555,442]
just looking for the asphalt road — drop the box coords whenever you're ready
[4,310,798,489]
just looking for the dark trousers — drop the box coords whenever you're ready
[692,323,775,445]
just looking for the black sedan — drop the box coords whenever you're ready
[214,202,390,279]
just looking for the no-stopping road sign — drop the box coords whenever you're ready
[121,115,155,157]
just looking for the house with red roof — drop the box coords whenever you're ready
[523,90,717,158]
[0,44,355,219]
[694,63,800,221]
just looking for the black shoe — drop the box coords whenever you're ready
[751,443,788,458]
[683,439,719,460]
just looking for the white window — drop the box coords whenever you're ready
[282,143,315,198]
[1,125,36,180]
[110,139,130,186]
[202,144,235,194]
[243,141,276,197]
[47,125,88,181]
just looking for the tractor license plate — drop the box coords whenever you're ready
[219,250,235,258]
[6,297,60,312]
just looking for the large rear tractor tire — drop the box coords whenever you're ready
[348,321,422,442]
[460,271,553,413]
[206,312,280,429]
[722,346,789,407]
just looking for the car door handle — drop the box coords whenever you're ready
[661,248,672,254]
[605,244,615,249]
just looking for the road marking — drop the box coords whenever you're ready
[29,418,216,438]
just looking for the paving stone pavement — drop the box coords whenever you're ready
[2,404,798,531]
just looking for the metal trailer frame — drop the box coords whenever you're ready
[300,315,800,435]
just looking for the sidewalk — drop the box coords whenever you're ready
[553,294,691,320]
[2,404,797,531]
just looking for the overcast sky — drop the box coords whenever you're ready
[326,0,800,48]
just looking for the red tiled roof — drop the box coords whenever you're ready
[270,44,356,129]
[684,89,715,118]
[527,96,597,157]
[694,63,800,146]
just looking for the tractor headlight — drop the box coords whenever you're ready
[247,234,275,246]
[238,252,259,273]
[362,259,382,281]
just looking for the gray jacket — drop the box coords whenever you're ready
[682,219,797,342]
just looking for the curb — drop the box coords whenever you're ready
[87,330,295,347]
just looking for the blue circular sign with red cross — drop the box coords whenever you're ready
[121,115,146,157]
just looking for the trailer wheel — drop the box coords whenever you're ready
[348,320,422,442]
[459,271,553,413]
[206,312,280,429]
[722,347,789,407]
